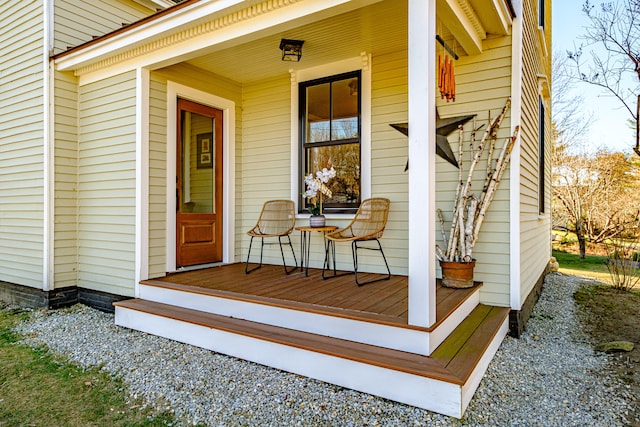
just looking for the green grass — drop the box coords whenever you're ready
[0,306,176,426]
[552,250,612,283]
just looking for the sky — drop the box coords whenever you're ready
[552,0,637,154]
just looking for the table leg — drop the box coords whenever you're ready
[326,239,336,274]
[300,230,311,277]
[322,232,331,271]
[299,231,304,273]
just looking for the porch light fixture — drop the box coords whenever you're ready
[279,39,304,62]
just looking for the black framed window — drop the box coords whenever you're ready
[538,0,545,27]
[299,70,361,213]
[539,96,546,214]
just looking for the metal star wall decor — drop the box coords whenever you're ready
[391,112,475,170]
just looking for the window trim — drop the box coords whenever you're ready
[298,70,362,214]
[538,95,546,215]
[289,54,371,218]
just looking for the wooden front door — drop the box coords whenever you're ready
[176,98,223,267]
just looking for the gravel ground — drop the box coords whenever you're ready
[14,273,634,426]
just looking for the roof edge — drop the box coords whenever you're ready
[52,0,201,60]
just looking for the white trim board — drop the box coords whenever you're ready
[509,4,524,310]
[135,68,151,295]
[165,82,236,272]
[407,0,437,328]
[43,0,55,291]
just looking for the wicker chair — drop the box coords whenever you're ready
[245,200,297,274]
[322,197,391,286]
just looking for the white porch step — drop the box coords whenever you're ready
[114,299,509,418]
[138,280,481,356]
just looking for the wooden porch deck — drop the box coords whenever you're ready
[141,262,480,331]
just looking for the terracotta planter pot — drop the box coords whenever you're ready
[440,260,476,288]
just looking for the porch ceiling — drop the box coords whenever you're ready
[54,0,513,83]
[177,0,512,84]
[181,1,408,84]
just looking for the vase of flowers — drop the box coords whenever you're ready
[303,166,336,227]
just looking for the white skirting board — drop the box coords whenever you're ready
[115,304,508,418]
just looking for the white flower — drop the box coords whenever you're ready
[304,166,335,214]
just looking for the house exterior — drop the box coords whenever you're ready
[0,0,551,418]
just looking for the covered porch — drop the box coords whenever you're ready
[54,0,517,417]
[53,0,517,332]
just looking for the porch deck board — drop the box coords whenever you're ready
[144,263,480,330]
[439,305,510,380]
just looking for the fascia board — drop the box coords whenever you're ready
[490,0,513,34]
[468,0,512,35]
[436,0,483,56]
[55,0,247,71]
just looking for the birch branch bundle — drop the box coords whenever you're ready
[438,97,518,262]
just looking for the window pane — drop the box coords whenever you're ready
[306,143,360,207]
[306,83,330,143]
[331,77,359,140]
[180,111,215,214]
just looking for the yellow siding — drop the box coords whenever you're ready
[53,0,156,55]
[54,70,79,288]
[518,0,552,305]
[148,66,243,278]
[77,71,137,296]
[240,75,294,267]
[0,0,45,288]
[435,35,514,307]
[370,49,409,274]
[148,76,168,278]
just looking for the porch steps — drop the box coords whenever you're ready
[137,278,482,356]
[114,298,509,418]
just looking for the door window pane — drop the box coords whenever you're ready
[180,111,215,214]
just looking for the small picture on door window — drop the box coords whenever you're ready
[197,133,213,169]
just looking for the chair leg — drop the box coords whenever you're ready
[278,235,298,274]
[354,239,391,286]
[245,236,264,274]
[288,235,298,271]
[322,240,353,280]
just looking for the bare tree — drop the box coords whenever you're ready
[552,53,593,154]
[567,0,640,155]
[553,149,640,258]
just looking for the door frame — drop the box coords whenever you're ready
[166,81,236,272]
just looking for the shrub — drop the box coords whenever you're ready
[604,238,640,291]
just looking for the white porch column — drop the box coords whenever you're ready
[408,0,437,327]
